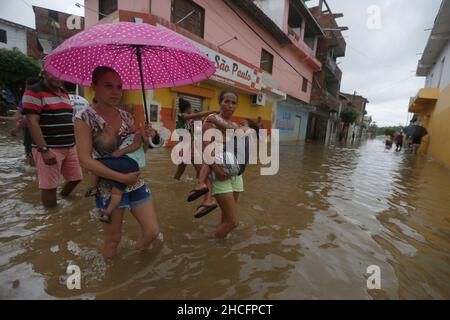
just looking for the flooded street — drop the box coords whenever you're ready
[0,125,449,300]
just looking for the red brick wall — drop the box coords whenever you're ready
[27,6,84,60]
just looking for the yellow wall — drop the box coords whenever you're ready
[129,81,273,129]
[425,84,450,168]
[83,81,274,135]
[199,82,273,121]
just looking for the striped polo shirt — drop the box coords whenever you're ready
[22,82,75,148]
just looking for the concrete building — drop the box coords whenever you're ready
[338,92,369,143]
[83,0,323,141]
[408,0,450,167]
[307,0,347,144]
[27,6,84,61]
[0,18,31,54]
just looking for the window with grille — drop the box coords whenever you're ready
[302,77,308,92]
[99,0,118,20]
[260,49,274,74]
[176,94,203,113]
[171,0,205,38]
[0,30,6,44]
[48,10,59,22]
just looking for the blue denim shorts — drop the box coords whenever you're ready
[95,184,152,211]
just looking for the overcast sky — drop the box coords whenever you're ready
[0,0,443,126]
[320,0,442,127]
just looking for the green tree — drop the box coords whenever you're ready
[384,128,396,137]
[0,48,41,103]
[338,108,359,142]
[376,126,402,136]
[340,108,359,124]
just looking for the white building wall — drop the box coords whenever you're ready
[425,41,450,90]
[0,22,27,54]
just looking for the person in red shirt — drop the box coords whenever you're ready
[22,71,83,208]
[395,131,404,152]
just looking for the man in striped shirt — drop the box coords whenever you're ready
[23,71,83,208]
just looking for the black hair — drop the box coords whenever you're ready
[26,77,40,87]
[178,97,191,113]
[63,81,77,93]
[245,118,259,132]
[218,89,238,104]
[92,66,120,85]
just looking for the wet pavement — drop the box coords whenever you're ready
[0,125,449,299]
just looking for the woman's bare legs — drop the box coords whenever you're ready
[214,192,240,238]
[130,200,160,251]
[102,208,125,258]
[220,192,239,226]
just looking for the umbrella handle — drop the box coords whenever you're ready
[135,46,149,125]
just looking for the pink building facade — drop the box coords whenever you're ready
[84,0,322,141]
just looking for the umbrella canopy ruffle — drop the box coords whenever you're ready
[44,22,216,89]
[45,44,215,89]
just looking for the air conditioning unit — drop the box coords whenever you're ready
[251,93,266,106]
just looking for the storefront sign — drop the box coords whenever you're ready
[158,24,262,93]
[195,43,262,93]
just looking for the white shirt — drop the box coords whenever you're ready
[69,94,90,121]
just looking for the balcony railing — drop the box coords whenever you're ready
[311,87,341,110]
[326,54,337,73]
[326,54,342,81]
[329,35,346,57]
[286,27,321,70]
[287,26,301,42]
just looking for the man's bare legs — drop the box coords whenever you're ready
[41,189,57,208]
[60,180,81,197]
[41,179,80,208]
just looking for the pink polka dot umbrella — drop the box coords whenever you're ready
[44,22,216,123]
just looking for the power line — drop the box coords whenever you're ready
[365,75,416,96]
[346,43,395,69]
[205,12,263,59]
[221,0,316,86]
[205,13,304,79]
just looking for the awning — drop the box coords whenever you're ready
[37,37,54,54]
[408,88,440,113]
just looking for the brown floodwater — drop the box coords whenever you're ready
[0,124,449,299]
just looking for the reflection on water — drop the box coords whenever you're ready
[0,126,449,299]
